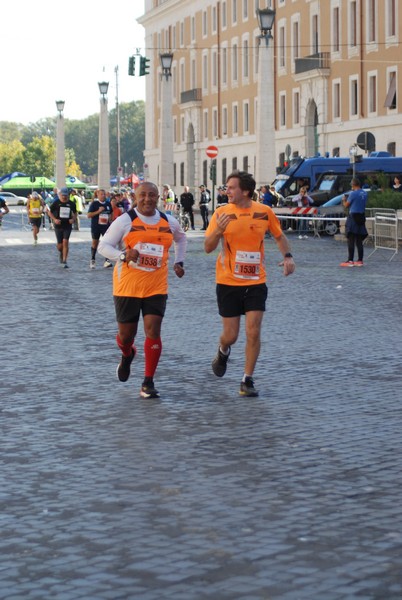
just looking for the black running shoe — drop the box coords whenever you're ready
[212,346,230,377]
[239,377,259,397]
[116,347,136,382]
[140,378,160,399]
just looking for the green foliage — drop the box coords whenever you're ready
[367,190,402,210]
[0,101,145,181]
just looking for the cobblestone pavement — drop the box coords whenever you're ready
[1,221,402,600]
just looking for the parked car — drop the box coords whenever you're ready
[0,191,27,206]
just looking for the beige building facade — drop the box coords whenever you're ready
[138,0,401,194]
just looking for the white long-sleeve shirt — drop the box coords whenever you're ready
[98,209,187,264]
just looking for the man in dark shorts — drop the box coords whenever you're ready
[98,181,187,399]
[204,170,296,397]
[87,188,113,269]
[49,187,77,268]
[26,192,45,245]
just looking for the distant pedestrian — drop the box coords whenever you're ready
[179,186,195,230]
[87,188,113,269]
[340,178,368,267]
[0,195,10,227]
[199,184,210,230]
[26,192,45,245]
[49,187,77,268]
[392,175,402,192]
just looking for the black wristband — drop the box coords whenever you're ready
[284,252,293,258]
[175,262,184,267]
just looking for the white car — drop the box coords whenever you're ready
[0,191,28,206]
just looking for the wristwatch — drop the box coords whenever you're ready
[284,252,293,258]
[119,252,126,262]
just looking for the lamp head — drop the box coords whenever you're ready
[257,8,276,37]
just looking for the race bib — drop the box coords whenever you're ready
[59,206,71,219]
[32,207,40,214]
[98,213,109,225]
[132,242,164,272]
[233,250,261,280]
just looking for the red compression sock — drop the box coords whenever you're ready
[116,334,135,357]
[144,337,162,378]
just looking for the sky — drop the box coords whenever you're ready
[0,0,146,125]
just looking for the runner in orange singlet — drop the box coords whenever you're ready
[205,170,295,397]
[98,181,187,399]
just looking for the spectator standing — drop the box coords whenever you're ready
[26,192,45,245]
[179,186,195,230]
[98,181,187,399]
[87,188,113,269]
[162,184,176,213]
[199,184,210,230]
[70,189,83,231]
[392,175,402,192]
[216,186,228,206]
[292,186,314,235]
[340,178,368,267]
[204,170,295,397]
[49,187,77,268]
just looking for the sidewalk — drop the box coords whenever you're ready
[1,232,402,599]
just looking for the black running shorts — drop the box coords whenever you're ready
[216,283,268,317]
[114,294,168,323]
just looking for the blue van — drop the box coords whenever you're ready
[273,152,402,200]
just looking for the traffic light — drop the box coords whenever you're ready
[209,159,217,184]
[139,56,150,76]
[128,56,136,76]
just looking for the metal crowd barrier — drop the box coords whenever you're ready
[367,209,398,261]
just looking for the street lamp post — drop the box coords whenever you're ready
[55,100,66,189]
[97,81,111,189]
[159,52,174,191]
[256,8,276,188]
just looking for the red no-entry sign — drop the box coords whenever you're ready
[206,145,219,158]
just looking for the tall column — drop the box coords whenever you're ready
[97,82,111,189]
[55,101,65,189]
[256,9,276,188]
[159,53,174,190]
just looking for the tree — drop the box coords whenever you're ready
[22,136,55,178]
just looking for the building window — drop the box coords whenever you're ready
[350,77,359,116]
[233,104,238,134]
[292,20,300,63]
[350,0,357,47]
[368,73,377,113]
[367,0,377,43]
[203,54,208,89]
[243,39,249,79]
[332,147,340,157]
[222,106,228,135]
[243,101,249,133]
[180,22,184,46]
[212,50,218,87]
[222,158,227,183]
[232,0,237,24]
[387,142,396,156]
[222,46,228,85]
[232,43,238,82]
[180,62,185,93]
[312,14,319,54]
[173,117,177,144]
[202,10,207,37]
[222,1,227,28]
[243,156,248,171]
[333,81,341,119]
[293,90,300,125]
[280,93,286,127]
[243,0,248,20]
[203,110,208,139]
[213,108,218,137]
[212,6,217,33]
[173,163,177,187]
[333,6,340,52]
[279,25,285,68]
[386,0,396,37]
[180,162,185,186]
[384,71,397,109]
[191,16,195,42]
[203,160,208,185]
[191,58,196,88]
[232,157,238,171]
[181,115,185,143]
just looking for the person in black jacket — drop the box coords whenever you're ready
[179,186,195,230]
[199,184,210,230]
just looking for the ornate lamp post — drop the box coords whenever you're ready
[55,100,66,189]
[97,81,111,189]
[159,52,174,191]
[256,8,276,187]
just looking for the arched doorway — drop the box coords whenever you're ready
[305,100,319,157]
[186,123,195,191]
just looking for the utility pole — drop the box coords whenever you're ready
[115,65,122,189]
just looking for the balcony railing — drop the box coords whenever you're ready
[180,88,202,104]
[295,52,330,75]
